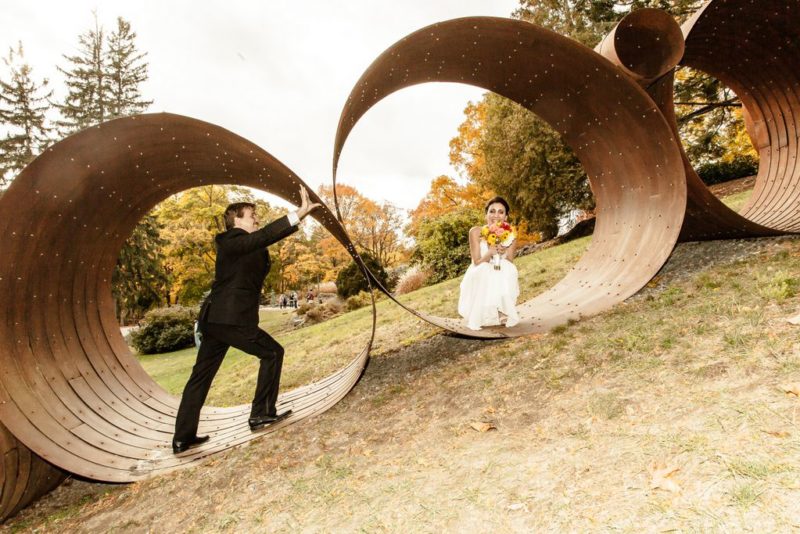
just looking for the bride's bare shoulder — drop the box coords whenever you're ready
[469,225,482,236]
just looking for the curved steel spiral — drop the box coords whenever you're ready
[0,0,797,520]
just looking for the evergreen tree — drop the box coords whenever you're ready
[0,43,52,188]
[113,214,169,325]
[54,13,107,134]
[54,13,162,321]
[106,17,152,118]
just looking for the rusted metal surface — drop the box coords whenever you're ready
[0,422,65,521]
[0,114,374,486]
[595,5,786,242]
[0,0,798,517]
[595,8,685,85]
[333,16,687,338]
[678,0,800,239]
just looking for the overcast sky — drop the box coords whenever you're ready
[1,0,519,211]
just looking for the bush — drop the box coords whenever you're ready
[130,306,198,354]
[336,252,389,298]
[696,155,758,186]
[305,299,345,324]
[395,265,430,295]
[414,207,480,283]
[296,302,313,316]
[345,291,372,311]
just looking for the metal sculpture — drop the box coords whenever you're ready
[0,0,797,519]
[0,115,376,513]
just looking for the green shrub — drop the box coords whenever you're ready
[414,207,481,283]
[345,291,372,311]
[696,155,758,186]
[336,252,389,298]
[130,306,198,354]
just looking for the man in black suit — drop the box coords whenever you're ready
[172,186,320,454]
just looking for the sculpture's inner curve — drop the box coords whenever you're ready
[333,17,687,338]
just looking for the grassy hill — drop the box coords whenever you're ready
[5,188,800,532]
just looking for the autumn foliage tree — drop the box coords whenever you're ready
[154,185,282,305]
[317,183,407,269]
[405,175,488,239]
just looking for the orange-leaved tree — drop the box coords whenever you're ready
[318,183,407,269]
[406,174,489,239]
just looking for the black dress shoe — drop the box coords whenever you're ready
[172,435,210,454]
[248,409,292,431]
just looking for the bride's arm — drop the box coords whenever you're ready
[469,226,495,265]
[501,240,517,262]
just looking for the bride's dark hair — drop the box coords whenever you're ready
[485,196,510,215]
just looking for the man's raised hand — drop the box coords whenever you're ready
[296,185,322,220]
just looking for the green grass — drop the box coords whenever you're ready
[139,213,800,410]
[720,189,753,212]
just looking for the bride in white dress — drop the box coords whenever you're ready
[458,197,520,330]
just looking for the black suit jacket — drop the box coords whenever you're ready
[204,215,298,326]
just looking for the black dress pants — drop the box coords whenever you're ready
[173,321,284,442]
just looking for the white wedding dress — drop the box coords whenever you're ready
[458,240,520,330]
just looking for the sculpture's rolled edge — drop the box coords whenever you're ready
[595,8,685,86]
[678,0,800,240]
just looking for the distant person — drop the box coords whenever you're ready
[279,293,287,309]
[172,186,320,454]
[306,290,313,303]
[458,196,520,330]
[291,291,298,308]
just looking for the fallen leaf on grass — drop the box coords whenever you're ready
[648,462,681,493]
[786,314,800,325]
[762,429,790,438]
[779,384,800,397]
[469,421,497,433]
[507,502,527,512]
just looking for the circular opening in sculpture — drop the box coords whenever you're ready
[338,87,599,335]
[115,185,364,408]
[674,67,759,211]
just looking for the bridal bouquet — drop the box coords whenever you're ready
[481,222,516,270]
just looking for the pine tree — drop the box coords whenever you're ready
[106,17,152,118]
[54,13,107,134]
[0,43,52,188]
[113,214,169,324]
[55,13,163,321]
